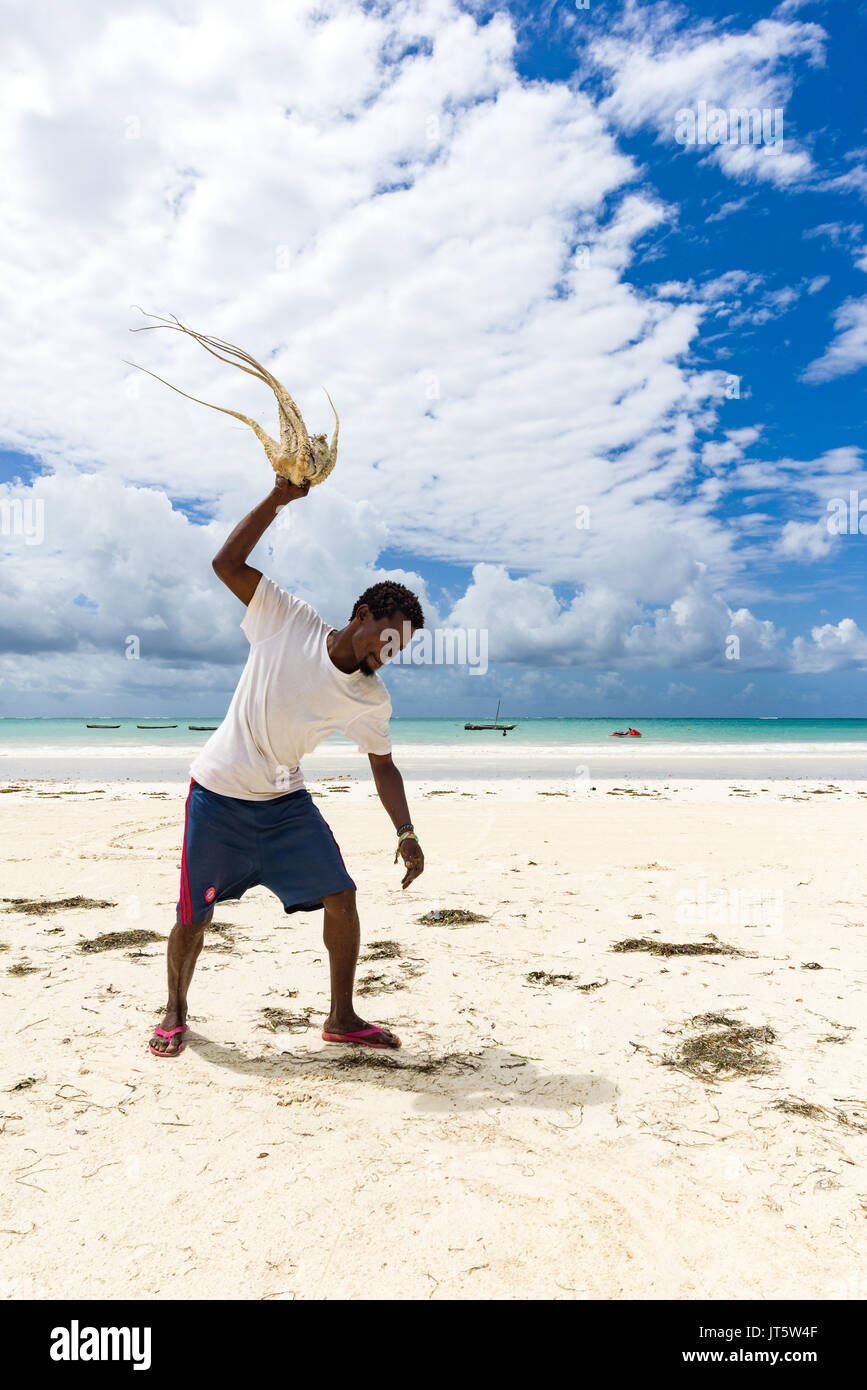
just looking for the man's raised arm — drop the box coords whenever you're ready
[212,476,310,605]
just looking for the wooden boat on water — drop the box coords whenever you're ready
[136,724,178,729]
[87,723,120,729]
[189,725,219,731]
[464,699,516,735]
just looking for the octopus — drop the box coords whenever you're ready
[126,309,338,486]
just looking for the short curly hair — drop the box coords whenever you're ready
[351,580,424,631]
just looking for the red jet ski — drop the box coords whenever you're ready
[609,728,642,737]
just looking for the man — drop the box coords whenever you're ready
[149,474,425,1058]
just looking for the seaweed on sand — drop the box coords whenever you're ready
[606,787,662,797]
[79,929,164,953]
[397,960,425,979]
[332,1050,482,1074]
[612,937,747,958]
[204,935,236,953]
[259,1006,314,1033]
[525,970,608,991]
[774,1097,827,1121]
[3,896,116,914]
[663,1019,777,1080]
[357,971,407,995]
[37,789,104,797]
[362,940,403,960]
[773,1096,867,1132]
[416,908,489,926]
[526,970,575,986]
[204,922,236,952]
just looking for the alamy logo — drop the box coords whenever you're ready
[0,496,44,545]
[50,1320,152,1370]
[382,623,488,675]
[826,491,867,535]
[674,101,784,150]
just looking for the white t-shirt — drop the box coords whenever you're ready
[190,574,393,800]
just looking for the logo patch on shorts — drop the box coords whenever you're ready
[205,886,216,902]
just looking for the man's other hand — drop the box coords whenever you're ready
[399,837,424,889]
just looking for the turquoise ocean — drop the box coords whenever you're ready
[1,716,867,748]
[2,717,867,782]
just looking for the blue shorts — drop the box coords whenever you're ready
[177,779,356,924]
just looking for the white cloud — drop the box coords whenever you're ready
[791,619,867,673]
[447,563,778,670]
[705,197,752,223]
[775,518,835,562]
[0,467,428,678]
[727,445,867,498]
[702,427,762,469]
[585,1,825,187]
[803,222,863,248]
[801,297,867,382]
[801,231,867,382]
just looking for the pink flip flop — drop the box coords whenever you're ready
[149,1024,188,1057]
[321,1025,401,1050]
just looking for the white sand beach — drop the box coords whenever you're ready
[2,774,866,1301]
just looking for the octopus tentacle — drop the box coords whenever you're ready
[307,389,339,483]
[122,359,280,459]
[127,309,337,487]
[128,309,308,439]
[131,310,282,392]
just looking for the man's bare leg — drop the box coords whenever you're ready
[321,888,400,1047]
[149,911,212,1054]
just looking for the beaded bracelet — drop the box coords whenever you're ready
[396,821,414,836]
[394,831,419,863]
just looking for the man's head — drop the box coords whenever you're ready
[349,581,424,676]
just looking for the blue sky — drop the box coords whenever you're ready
[1,0,866,716]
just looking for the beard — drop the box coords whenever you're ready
[358,656,377,677]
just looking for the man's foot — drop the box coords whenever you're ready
[149,1009,187,1057]
[322,1014,401,1049]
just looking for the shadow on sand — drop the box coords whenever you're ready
[179,1031,616,1113]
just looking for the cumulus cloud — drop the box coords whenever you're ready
[445,558,867,674]
[791,619,867,673]
[446,562,781,670]
[0,466,439,705]
[775,518,836,562]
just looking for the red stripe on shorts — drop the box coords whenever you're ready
[178,778,194,922]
